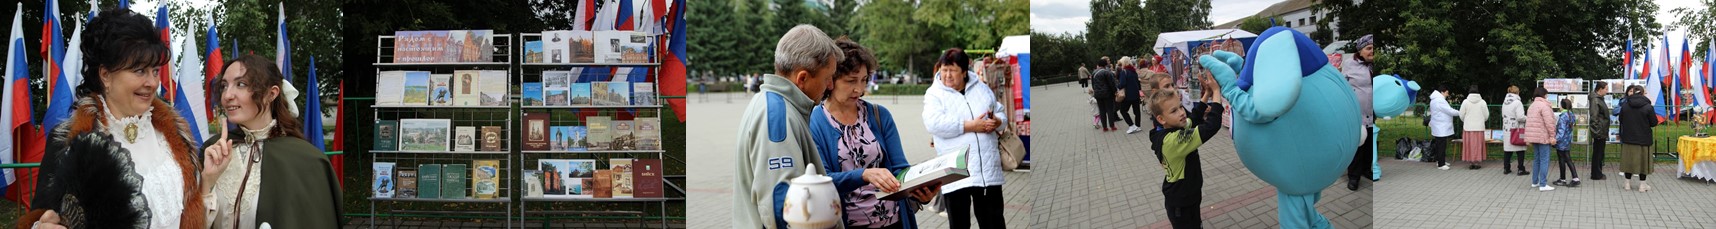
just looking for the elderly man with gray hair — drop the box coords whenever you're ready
[733,24,846,229]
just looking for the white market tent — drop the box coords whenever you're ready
[1152,29,1259,56]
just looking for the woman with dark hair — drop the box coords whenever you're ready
[199,54,342,228]
[811,38,938,229]
[26,9,206,228]
[922,48,1007,228]
[1524,85,1558,191]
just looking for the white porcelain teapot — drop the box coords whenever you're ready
[782,164,840,229]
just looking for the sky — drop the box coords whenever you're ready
[1032,0,1705,39]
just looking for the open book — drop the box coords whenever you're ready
[879,148,970,200]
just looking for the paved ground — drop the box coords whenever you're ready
[687,92,1032,229]
[1375,156,1716,228]
[1027,83,1373,229]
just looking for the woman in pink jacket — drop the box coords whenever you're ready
[1523,85,1559,191]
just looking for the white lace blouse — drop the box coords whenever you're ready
[99,97,185,229]
[203,121,274,229]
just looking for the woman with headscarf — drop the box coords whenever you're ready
[1340,34,1377,190]
[25,9,207,228]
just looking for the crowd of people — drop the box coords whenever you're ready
[732,24,1018,229]
[1421,64,1660,192]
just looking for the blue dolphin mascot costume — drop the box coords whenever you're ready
[1198,27,1362,228]
[1370,74,1421,179]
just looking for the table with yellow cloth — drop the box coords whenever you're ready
[1674,136,1716,181]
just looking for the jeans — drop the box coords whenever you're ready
[1532,144,1552,187]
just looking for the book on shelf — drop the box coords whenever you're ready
[633,82,655,106]
[454,126,477,152]
[570,83,593,106]
[586,116,611,150]
[880,147,970,200]
[398,119,451,152]
[402,71,430,105]
[569,30,596,63]
[582,171,599,198]
[545,30,570,64]
[633,159,663,198]
[397,169,417,198]
[620,32,651,63]
[481,126,503,151]
[612,120,636,150]
[522,82,544,106]
[571,159,595,198]
[599,81,631,106]
[478,70,508,106]
[441,30,465,63]
[592,169,612,198]
[430,74,453,106]
[373,120,399,151]
[569,126,588,151]
[522,170,545,197]
[595,31,649,64]
[538,160,567,197]
[393,30,448,63]
[473,160,500,199]
[373,162,396,198]
[452,70,482,106]
[540,159,596,198]
[610,158,634,198]
[550,126,572,151]
[524,41,543,63]
[418,164,442,199]
[523,113,551,151]
[544,71,572,106]
[376,71,405,105]
[459,30,494,62]
[636,117,660,150]
[443,164,468,199]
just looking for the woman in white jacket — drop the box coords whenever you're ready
[1501,86,1530,175]
[922,48,1007,228]
[1459,85,1490,169]
[1428,85,1461,170]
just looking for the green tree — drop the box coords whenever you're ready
[1239,16,1270,34]
[856,0,933,75]
[1673,0,1716,55]
[688,0,739,76]
[1322,0,1660,96]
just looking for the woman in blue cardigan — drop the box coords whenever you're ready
[810,37,939,229]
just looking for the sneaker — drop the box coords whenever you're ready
[1639,181,1651,192]
[1438,165,1450,170]
[1568,180,1581,187]
[1518,171,1530,176]
[1126,126,1142,134]
[1469,164,1482,170]
[1504,170,1513,175]
[1623,180,1632,190]
[1539,186,1555,191]
[1552,180,1567,186]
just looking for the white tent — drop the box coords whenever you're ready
[1152,29,1259,55]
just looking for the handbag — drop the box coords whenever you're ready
[1509,128,1526,145]
[998,119,1028,171]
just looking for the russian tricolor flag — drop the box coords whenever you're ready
[4,4,37,206]
[661,0,686,120]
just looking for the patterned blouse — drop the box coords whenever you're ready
[823,104,900,228]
